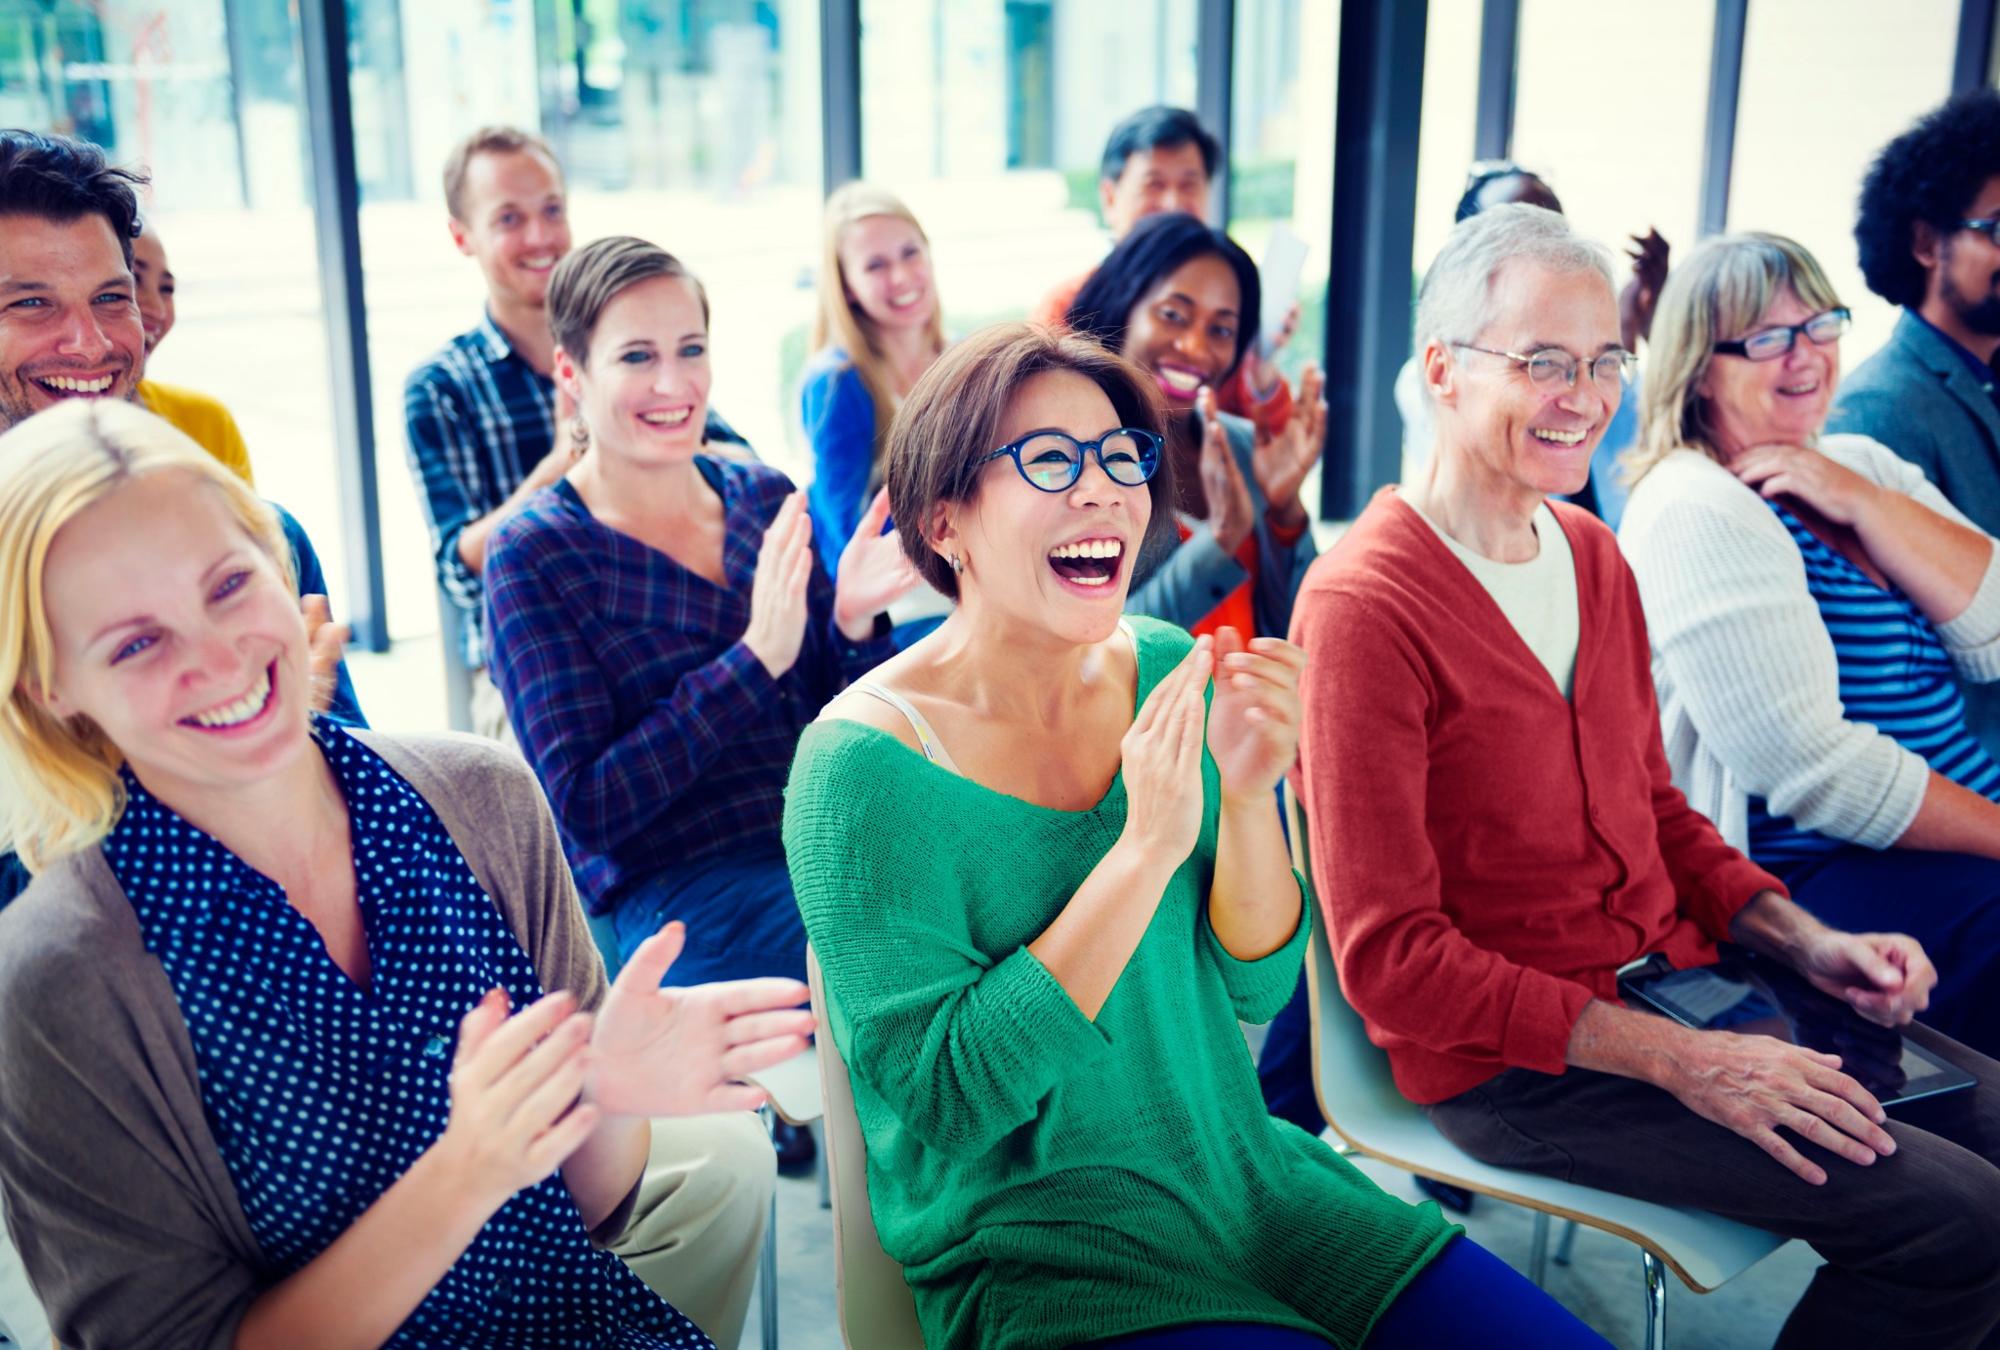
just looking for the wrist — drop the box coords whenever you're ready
[413,1133,511,1230]
[835,607,877,642]
[1729,889,1819,964]
[1265,498,1310,534]
[1109,824,1190,888]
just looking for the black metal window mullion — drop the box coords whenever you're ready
[1474,0,1520,162]
[1699,0,1749,238]
[821,0,862,192]
[1196,0,1235,230]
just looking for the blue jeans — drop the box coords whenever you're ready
[611,845,807,987]
[1076,1237,1608,1347]
[1773,845,2000,1059]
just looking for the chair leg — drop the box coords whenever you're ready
[1641,1251,1667,1350]
[760,1104,780,1350]
[1529,1211,1551,1288]
[1553,1218,1579,1267]
[815,1123,830,1210]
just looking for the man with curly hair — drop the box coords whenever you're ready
[1832,88,2000,756]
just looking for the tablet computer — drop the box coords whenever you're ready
[1617,949,1974,1109]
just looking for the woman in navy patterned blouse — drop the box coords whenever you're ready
[0,399,815,1347]
[483,238,920,989]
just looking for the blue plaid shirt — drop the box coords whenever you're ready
[483,458,894,914]
[403,309,742,666]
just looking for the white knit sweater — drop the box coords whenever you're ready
[1618,434,2000,853]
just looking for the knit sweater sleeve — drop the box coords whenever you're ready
[1827,434,2000,682]
[1297,585,1594,1078]
[1620,458,1929,850]
[1201,879,1311,1024]
[783,724,1114,1160]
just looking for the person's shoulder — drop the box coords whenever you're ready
[1817,432,1924,485]
[1622,448,1766,528]
[350,727,543,816]
[718,457,801,510]
[138,378,230,423]
[801,346,857,384]
[404,324,489,395]
[0,853,141,1020]
[1123,614,1195,666]
[1547,497,1617,557]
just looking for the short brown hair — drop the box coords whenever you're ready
[887,323,1174,599]
[546,236,710,369]
[441,125,561,221]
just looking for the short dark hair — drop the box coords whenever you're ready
[1454,161,1553,223]
[1099,106,1219,185]
[887,323,1175,599]
[1856,89,2000,308]
[442,124,562,221]
[1065,212,1261,385]
[547,236,709,370]
[0,131,146,267]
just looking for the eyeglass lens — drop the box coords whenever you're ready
[1522,351,1627,389]
[1740,310,1849,360]
[1016,432,1156,490]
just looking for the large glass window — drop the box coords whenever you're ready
[1730,0,1956,361]
[857,0,1199,346]
[1511,0,1709,338]
[1230,0,1336,388]
[1410,0,1480,280]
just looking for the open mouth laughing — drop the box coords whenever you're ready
[1047,536,1126,593]
[180,661,277,733]
[33,371,120,402]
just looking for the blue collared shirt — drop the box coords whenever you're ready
[100,722,708,1348]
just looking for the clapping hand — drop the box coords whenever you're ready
[437,989,601,1206]
[833,488,923,639]
[586,921,815,1118]
[1621,228,1671,346]
[1196,389,1256,554]
[1119,636,1214,866]
[302,595,351,715]
[1205,626,1306,801]
[1249,364,1327,530]
[743,494,815,677]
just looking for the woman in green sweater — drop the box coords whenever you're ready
[782,323,1609,1349]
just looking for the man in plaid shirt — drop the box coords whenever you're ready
[403,126,741,741]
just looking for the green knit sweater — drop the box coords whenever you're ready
[782,617,1455,1350]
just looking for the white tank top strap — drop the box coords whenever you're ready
[848,681,963,775]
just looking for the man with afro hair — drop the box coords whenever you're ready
[1832,88,2000,756]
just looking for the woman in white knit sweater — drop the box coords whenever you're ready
[1619,232,2000,1054]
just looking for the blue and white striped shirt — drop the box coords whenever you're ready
[1747,499,2000,864]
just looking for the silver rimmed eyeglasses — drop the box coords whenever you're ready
[1452,343,1637,391]
[977,428,1163,493]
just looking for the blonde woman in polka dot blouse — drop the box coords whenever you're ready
[0,400,815,1348]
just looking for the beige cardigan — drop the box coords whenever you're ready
[0,730,621,1350]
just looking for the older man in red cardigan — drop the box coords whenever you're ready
[1294,203,2000,1350]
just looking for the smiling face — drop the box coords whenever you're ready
[35,468,311,806]
[556,273,711,466]
[0,212,143,429]
[942,369,1151,645]
[1697,286,1839,458]
[1121,252,1243,407]
[129,228,175,354]
[1101,142,1211,240]
[837,214,936,334]
[1430,260,1622,498]
[450,148,571,312]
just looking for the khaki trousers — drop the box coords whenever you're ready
[606,1111,775,1349]
[468,666,520,750]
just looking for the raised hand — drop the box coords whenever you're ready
[1663,1026,1895,1186]
[742,493,815,677]
[585,920,816,1118]
[1621,228,1671,347]
[1205,627,1305,801]
[1196,388,1256,554]
[301,594,351,715]
[435,988,601,1208]
[1249,364,1326,529]
[1730,443,1882,528]
[1119,636,1214,865]
[833,488,923,639]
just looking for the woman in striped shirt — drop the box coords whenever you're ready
[1620,232,2000,1054]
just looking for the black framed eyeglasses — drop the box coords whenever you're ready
[1712,307,1850,361]
[1452,343,1636,391]
[1962,218,2000,245]
[978,427,1163,493]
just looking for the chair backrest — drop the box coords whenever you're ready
[805,947,926,1350]
[1283,786,1431,1139]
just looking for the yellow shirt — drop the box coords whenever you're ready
[138,380,255,486]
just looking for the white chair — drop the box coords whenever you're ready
[743,1048,827,1350]
[1286,788,1789,1349]
[803,947,925,1350]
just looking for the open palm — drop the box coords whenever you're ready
[1250,364,1327,514]
[834,487,924,632]
[586,921,815,1117]
[1204,627,1306,799]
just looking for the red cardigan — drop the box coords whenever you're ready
[1291,491,1785,1104]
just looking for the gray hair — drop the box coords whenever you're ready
[1412,204,1616,386]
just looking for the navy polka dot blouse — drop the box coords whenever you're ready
[100,722,712,1348]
